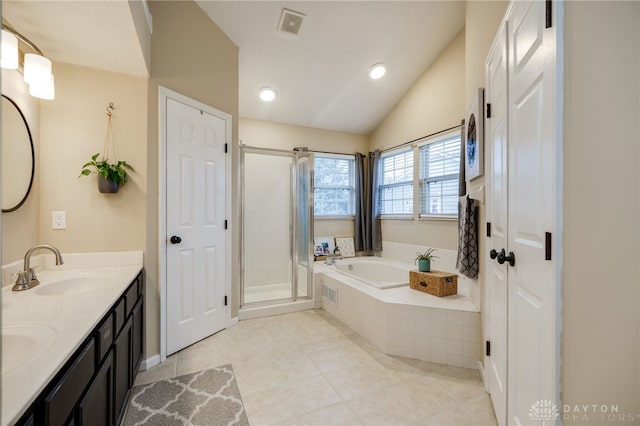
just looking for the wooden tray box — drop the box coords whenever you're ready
[409,270,458,297]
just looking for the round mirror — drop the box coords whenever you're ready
[2,95,35,212]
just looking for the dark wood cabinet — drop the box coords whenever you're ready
[76,352,114,426]
[131,299,144,383]
[114,315,133,425]
[17,271,144,426]
[43,339,96,426]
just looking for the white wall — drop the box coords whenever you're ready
[562,1,640,418]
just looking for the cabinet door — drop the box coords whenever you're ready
[76,351,114,426]
[131,299,144,383]
[113,316,132,425]
[43,340,96,426]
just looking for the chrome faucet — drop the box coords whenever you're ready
[12,245,64,291]
[324,257,342,266]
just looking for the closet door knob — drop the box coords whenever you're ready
[170,236,182,244]
[490,249,499,260]
[497,249,516,267]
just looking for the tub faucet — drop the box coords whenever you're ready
[12,245,64,291]
[324,257,342,266]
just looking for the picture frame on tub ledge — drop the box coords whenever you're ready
[314,237,336,256]
[465,88,485,181]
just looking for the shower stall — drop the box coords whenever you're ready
[240,147,314,312]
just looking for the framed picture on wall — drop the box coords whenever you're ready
[465,88,485,181]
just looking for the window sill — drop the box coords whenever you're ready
[419,215,458,222]
[314,216,355,220]
[380,215,413,220]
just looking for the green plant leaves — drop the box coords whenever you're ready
[78,153,134,186]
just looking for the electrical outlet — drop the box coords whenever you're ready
[52,211,66,229]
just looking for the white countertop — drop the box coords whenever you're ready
[1,251,143,426]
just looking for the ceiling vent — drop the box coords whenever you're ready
[278,8,305,36]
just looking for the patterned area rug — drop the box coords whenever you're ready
[123,365,250,426]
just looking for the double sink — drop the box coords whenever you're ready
[1,251,143,426]
[2,272,113,375]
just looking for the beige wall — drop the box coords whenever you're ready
[239,118,368,153]
[368,30,465,251]
[562,1,640,418]
[1,69,40,263]
[465,1,508,107]
[38,62,147,254]
[239,118,368,239]
[146,1,239,358]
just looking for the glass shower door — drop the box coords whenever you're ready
[241,147,313,307]
[294,154,313,299]
[242,150,293,304]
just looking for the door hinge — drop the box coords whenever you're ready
[486,222,492,237]
[224,220,228,230]
[224,295,228,306]
[224,143,228,153]
[545,232,552,260]
[486,341,491,356]
[486,103,492,119]
[545,0,553,29]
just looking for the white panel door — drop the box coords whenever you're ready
[166,97,227,355]
[485,20,509,426]
[507,0,558,423]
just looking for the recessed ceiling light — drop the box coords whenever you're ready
[259,87,277,102]
[368,63,386,80]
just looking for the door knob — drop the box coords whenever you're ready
[497,249,516,267]
[170,235,182,244]
[490,249,499,260]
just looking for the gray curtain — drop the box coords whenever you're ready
[355,151,383,253]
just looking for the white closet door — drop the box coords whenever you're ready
[507,0,559,423]
[485,20,509,426]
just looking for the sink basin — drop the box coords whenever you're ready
[2,325,56,374]
[35,277,111,296]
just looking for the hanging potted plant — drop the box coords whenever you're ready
[79,153,134,193]
[415,248,439,272]
[79,103,134,193]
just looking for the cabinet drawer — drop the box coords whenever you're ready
[114,298,125,335]
[125,283,138,318]
[96,313,114,363]
[43,339,96,426]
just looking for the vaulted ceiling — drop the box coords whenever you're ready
[2,1,465,135]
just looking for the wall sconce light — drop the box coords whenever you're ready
[1,23,55,100]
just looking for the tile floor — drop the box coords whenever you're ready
[135,309,498,426]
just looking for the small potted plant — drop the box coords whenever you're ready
[79,153,134,193]
[415,248,438,272]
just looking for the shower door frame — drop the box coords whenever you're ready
[240,146,314,308]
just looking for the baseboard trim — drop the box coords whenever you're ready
[140,354,160,371]
[228,316,239,327]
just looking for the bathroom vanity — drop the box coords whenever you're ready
[1,251,144,426]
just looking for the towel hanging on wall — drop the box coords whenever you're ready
[456,195,479,279]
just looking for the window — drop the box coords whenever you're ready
[378,149,413,215]
[314,154,355,216]
[418,133,460,217]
